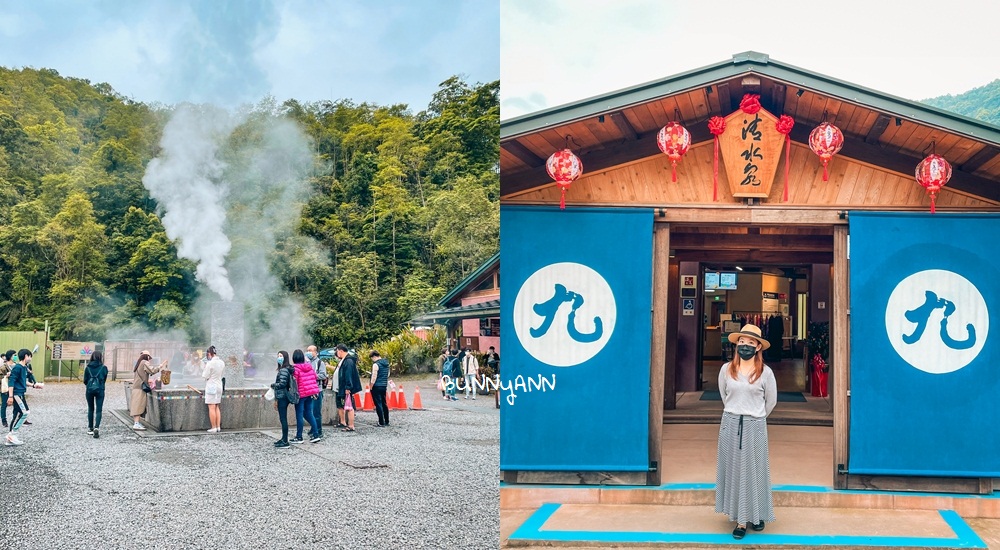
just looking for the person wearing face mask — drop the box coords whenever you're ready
[270,351,294,448]
[5,349,38,446]
[716,324,777,540]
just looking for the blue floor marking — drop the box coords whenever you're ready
[501,481,1000,500]
[509,503,988,547]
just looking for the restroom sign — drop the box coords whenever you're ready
[682,298,695,316]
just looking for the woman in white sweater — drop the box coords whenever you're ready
[715,324,777,540]
[202,346,226,433]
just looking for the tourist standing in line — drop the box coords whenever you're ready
[438,348,448,398]
[130,350,165,431]
[486,346,501,409]
[0,349,15,428]
[271,350,294,449]
[306,345,326,436]
[292,349,321,443]
[5,349,37,446]
[715,324,777,539]
[463,348,479,400]
[485,346,500,374]
[443,349,460,401]
[331,352,347,428]
[368,351,390,427]
[203,346,225,433]
[335,344,362,432]
[84,351,109,439]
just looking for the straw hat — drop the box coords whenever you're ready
[727,324,770,350]
[140,349,150,357]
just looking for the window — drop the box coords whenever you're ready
[480,317,500,336]
[473,276,496,292]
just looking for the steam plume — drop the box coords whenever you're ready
[142,104,238,301]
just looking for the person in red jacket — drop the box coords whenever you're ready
[291,349,321,443]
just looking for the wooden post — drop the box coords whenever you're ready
[676,261,700,391]
[648,224,670,485]
[664,262,678,410]
[833,225,850,489]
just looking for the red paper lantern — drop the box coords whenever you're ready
[546,148,583,209]
[657,122,691,182]
[915,154,952,214]
[808,122,844,181]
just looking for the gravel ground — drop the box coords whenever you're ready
[0,377,499,549]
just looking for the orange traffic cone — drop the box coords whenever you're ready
[356,387,366,410]
[411,386,424,410]
[388,385,399,410]
[397,384,408,409]
[364,385,374,411]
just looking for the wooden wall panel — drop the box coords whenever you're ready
[504,142,1000,210]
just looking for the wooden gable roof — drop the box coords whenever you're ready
[501,52,1000,207]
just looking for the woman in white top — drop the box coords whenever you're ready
[715,324,777,540]
[202,346,226,432]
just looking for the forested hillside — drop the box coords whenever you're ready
[923,79,1000,126]
[0,67,498,345]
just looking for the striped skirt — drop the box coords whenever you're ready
[715,411,776,524]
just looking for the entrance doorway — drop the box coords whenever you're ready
[663,224,834,426]
[700,263,806,394]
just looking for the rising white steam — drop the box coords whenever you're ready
[142,104,238,301]
[142,101,319,352]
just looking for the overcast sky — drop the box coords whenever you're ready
[0,0,499,111]
[502,0,1000,120]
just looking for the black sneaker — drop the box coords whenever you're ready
[93,428,99,439]
[732,525,747,539]
[310,435,323,443]
[1,420,7,428]
[751,521,765,531]
[290,437,304,444]
[275,440,290,449]
[87,429,94,435]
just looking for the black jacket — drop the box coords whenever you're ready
[337,355,363,397]
[84,361,108,392]
[271,365,294,400]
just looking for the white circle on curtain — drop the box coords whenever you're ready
[513,262,616,367]
[885,269,988,374]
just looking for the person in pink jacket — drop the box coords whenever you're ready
[292,349,321,443]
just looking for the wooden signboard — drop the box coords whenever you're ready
[718,106,786,199]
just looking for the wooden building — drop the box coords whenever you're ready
[499,52,1000,492]
[412,252,499,353]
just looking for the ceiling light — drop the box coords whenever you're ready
[734,266,743,271]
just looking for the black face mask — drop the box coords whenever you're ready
[736,344,757,360]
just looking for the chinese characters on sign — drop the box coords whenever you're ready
[903,290,976,350]
[717,95,786,199]
[739,112,763,187]
[531,284,603,343]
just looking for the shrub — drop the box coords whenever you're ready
[360,326,447,377]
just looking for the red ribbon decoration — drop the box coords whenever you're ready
[739,94,762,114]
[775,115,795,202]
[707,116,726,201]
